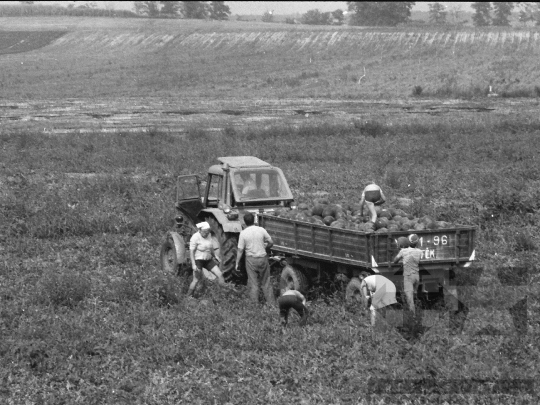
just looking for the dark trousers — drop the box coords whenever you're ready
[278,295,308,326]
[245,256,275,305]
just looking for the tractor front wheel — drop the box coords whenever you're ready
[160,235,179,276]
[160,233,190,277]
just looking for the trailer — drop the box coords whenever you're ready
[259,213,476,306]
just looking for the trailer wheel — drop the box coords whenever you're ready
[280,264,309,294]
[206,216,239,282]
[345,277,365,305]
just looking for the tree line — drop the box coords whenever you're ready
[298,2,540,27]
[0,2,137,18]
[6,1,540,26]
[133,1,231,20]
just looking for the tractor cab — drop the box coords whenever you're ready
[175,156,295,228]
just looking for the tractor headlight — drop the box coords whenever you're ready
[227,211,239,220]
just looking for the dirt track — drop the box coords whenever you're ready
[1,97,537,135]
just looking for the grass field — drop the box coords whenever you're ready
[1,17,539,404]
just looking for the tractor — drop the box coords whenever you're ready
[160,156,296,282]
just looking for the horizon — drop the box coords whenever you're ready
[4,2,474,16]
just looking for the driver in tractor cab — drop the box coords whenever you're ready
[237,172,257,195]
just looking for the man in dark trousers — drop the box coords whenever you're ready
[393,233,423,324]
[278,289,309,327]
[235,212,275,306]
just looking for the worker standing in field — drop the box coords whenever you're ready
[358,271,397,328]
[278,289,309,327]
[187,222,226,297]
[235,212,276,306]
[393,234,422,316]
[359,182,386,223]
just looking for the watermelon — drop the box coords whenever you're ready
[395,209,407,217]
[312,204,325,217]
[419,215,434,225]
[322,205,338,218]
[314,198,329,205]
[398,217,409,224]
[296,212,307,221]
[426,221,438,230]
[400,222,412,231]
[375,217,389,229]
[323,216,335,226]
[379,209,392,219]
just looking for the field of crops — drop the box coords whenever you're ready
[1,17,539,404]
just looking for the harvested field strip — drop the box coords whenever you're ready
[0,30,66,54]
[49,30,540,53]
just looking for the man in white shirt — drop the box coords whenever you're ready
[236,212,275,305]
[359,271,397,327]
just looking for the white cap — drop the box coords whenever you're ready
[196,222,210,230]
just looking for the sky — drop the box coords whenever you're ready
[8,2,473,16]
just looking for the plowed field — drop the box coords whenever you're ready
[1,17,540,135]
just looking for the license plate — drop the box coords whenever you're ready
[416,233,455,260]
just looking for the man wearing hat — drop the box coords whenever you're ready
[187,221,226,297]
[235,212,275,306]
[393,234,422,315]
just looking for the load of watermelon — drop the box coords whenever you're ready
[271,198,457,232]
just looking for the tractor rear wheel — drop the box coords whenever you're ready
[206,216,239,282]
[280,264,309,294]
